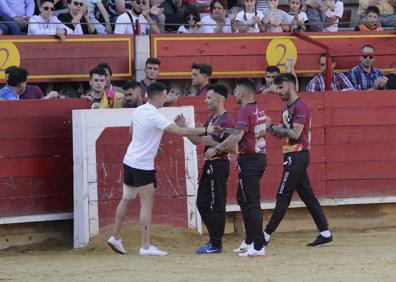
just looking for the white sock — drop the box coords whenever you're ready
[320,230,331,238]
[264,232,271,242]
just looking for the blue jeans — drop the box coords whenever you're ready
[2,18,21,35]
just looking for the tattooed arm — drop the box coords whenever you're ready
[205,128,244,159]
[269,123,304,140]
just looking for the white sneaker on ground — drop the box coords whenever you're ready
[107,236,127,254]
[238,244,265,257]
[139,245,168,256]
[232,241,252,253]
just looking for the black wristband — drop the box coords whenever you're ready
[204,126,208,135]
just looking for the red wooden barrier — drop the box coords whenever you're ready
[151,32,396,79]
[0,99,90,218]
[0,35,134,83]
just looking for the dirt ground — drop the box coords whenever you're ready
[0,225,395,282]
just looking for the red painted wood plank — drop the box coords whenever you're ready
[325,108,396,126]
[326,179,396,198]
[0,156,72,178]
[326,143,396,162]
[325,92,396,108]
[326,125,396,145]
[0,136,71,158]
[326,161,396,180]
[0,99,90,118]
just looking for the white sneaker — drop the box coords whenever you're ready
[238,244,265,257]
[139,245,168,256]
[107,236,127,254]
[232,241,252,253]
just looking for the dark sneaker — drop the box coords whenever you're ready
[307,235,333,247]
[196,241,222,254]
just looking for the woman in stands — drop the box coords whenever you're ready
[177,4,202,33]
[235,0,265,32]
[262,0,289,32]
[200,0,237,33]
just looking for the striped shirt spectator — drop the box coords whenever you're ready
[306,72,355,92]
[348,65,384,90]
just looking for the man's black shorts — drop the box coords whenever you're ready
[123,164,157,188]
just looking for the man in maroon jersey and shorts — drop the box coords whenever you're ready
[264,73,333,247]
[206,78,268,257]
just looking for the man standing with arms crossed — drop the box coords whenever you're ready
[107,82,217,256]
[264,73,333,247]
[181,84,234,254]
[206,78,268,257]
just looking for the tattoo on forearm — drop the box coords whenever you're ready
[272,126,290,137]
[222,128,242,135]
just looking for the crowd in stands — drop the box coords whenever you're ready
[1,43,395,108]
[0,0,395,35]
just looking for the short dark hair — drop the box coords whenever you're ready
[145,57,161,66]
[366,6,380,16]
[89,67,107,78]
[5,66,18,75]
[40,0,54,6]
[147,82,167,98]
[236,78,256,94]
[192,63,212,76]
[122,80,140,90]
[265,66,280,74]
[210,0,227,13]
[7,68,28,87]
[361,44,375,52]
[319,53,333,63]
[207,83,228,98]
[274,73,297,86]
[97,63,112,76]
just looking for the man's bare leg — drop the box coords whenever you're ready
[112,184,137,239]
[137,183,155,249]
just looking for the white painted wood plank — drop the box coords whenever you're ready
[0,213,73,225]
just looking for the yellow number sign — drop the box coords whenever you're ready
[266,39,297,73]
[0,42,21,79]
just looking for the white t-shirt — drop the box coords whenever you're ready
[286,11,308,25]
[323,0,343,32]
[262,8,289,32]
[236,10,264,33]
[114,11,148,35]
[28,15,74,35]
[200,15,232,33]
[123,103,172,170]
[177,25,203,33]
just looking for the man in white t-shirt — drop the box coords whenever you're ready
[114,0,160,34]
[323,0,343,32]
[107,82,216,256]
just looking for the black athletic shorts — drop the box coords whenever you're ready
[123,164,157,188]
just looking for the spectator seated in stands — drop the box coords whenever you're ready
[235,0,265,33]
[162,0,184,32]
[322,0,344,32]
[97,62,124,95]
[191,63,212,96]
[262,0,289,32]
[28,0,74,39]
[114,0,160,34]
[107,0,133,24]
[386,70,396,89]
[354,5,384,31]
[177,4,202,33]
[257,65,280,94]
[306,54,355,92]
[0,67,28,100]
[0,0,35,35]
[83,67,124,109]
[140,57,161,99]
[358,0,396,28]
[348,44,388,91]
[200,0,237,33]
[121,80,143,108]
[84,0,112,33]
[287,0,307,32]
[303,0,334,31]
[58,0,97,34]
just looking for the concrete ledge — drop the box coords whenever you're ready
[0,213,73,225]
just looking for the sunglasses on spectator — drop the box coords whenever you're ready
[43,6,55,11]
[186,15,199,22]
[136,0,147,5]
[362,55,374,59]
[73,1,84,7]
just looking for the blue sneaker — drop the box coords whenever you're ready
[196,241,222,254]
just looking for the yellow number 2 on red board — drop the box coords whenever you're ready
[266,39,297,73]
[0,43,21,79]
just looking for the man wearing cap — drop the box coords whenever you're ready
[348,44,388,91]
